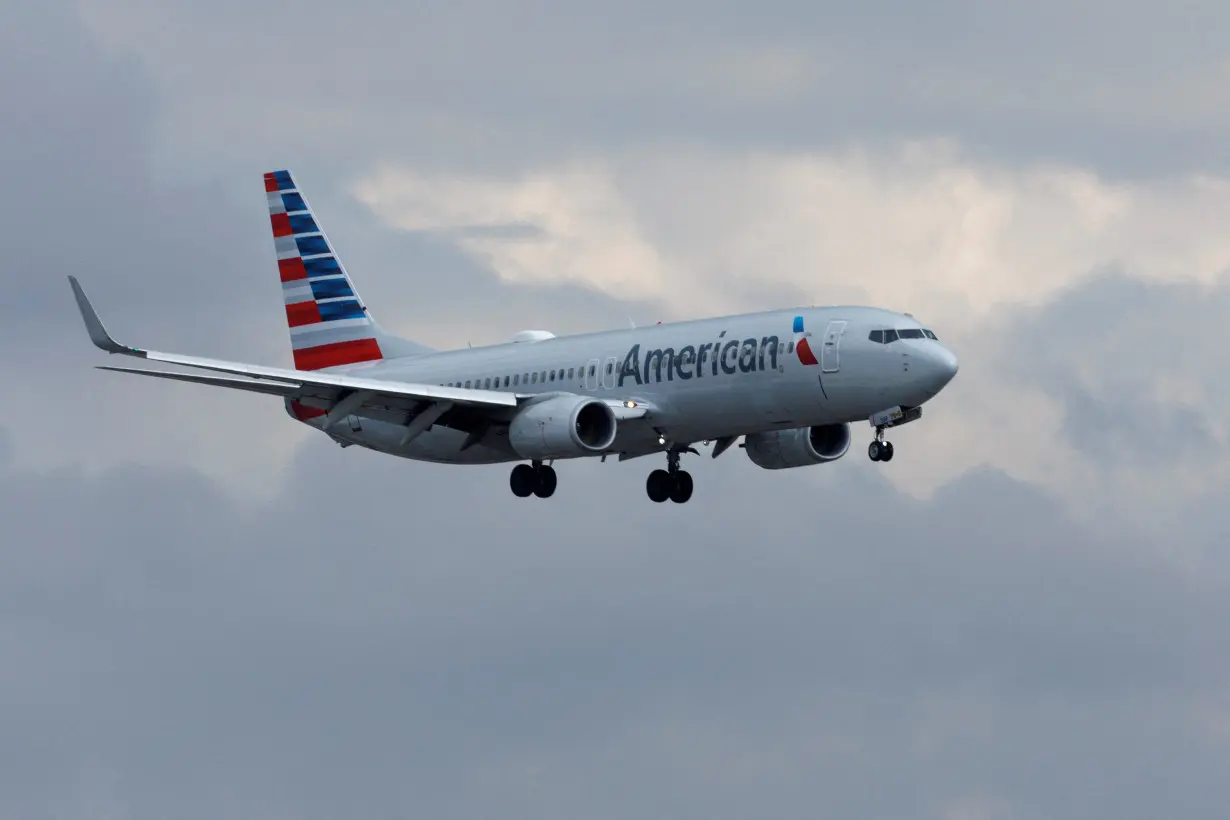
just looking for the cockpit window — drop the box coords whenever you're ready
[872,327,940,343]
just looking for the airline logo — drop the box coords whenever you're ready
[265,170,384,371]
[793,315,818,366]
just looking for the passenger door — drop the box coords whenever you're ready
[821,321,846,373]
[584,357,600,391]
[602,356,618,389]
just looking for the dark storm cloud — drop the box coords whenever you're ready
[2,427,1229,819]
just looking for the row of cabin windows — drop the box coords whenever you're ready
[442,364,592,391]
[435,343,808,391]
[868,328,938,343]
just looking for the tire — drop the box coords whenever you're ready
[669,470,694,503]
[510,464,536,497]
[533,465,558,498]
[646,469,672,502]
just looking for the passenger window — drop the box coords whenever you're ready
[605,362,612,374]
[787,341,794,353]
[568,367,575,379]
[465,380,471,388]
[883,329,899,342]
[588,365,596,377]
[531,372,538,384]
[513,374,519,385]
[869,330,883,343]
[540,371,546,382]
[550,370,556,381]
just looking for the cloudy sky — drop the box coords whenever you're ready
[4,1,1230,817]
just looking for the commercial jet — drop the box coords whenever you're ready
[69,169,959,503]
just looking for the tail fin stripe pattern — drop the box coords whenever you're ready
[303,257,342,277]
[278,257,308,282]
[287,214,319,234]
[263,169,384,370]
[309,279,354,300]
[294,338,383,372]
[294,235,330,257]
[281,192,308,212]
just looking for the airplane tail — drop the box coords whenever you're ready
[264,169,432,370]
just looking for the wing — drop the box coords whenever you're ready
[69,276,518,435]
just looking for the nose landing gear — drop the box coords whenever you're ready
[867,432,894,462]
[646,447,694,503]
[510,460,558,498]
[867,405,922,463]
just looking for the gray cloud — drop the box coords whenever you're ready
[995,269,1230,467]
[3,429,1230,819]
[6,1,1230,818]
[77,0,1230,178]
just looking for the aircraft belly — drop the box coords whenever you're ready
[337,419,514,464]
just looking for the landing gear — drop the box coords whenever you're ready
[646,448,694,503]
[510,461,557,498]
[867,429,894,462]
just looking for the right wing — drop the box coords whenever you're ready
[69,276,518,432]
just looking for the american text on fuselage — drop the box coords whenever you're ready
[300,307,959,504]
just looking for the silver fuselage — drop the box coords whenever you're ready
[298,305,959,463]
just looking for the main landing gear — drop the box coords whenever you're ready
[867,428,894,462]
[646,447,694,504]
[510,461,557,498]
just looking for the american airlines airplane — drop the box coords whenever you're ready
[70,169,959,503]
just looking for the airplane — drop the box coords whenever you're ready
[69,169,959,503]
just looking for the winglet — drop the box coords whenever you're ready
[67,276,143,356]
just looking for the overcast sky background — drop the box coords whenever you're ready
[4,1,1230,818]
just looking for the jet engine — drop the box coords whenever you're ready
[508,395,618,460]
[744,423,852,470]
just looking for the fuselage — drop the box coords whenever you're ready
[292,305,959,464]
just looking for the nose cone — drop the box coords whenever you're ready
[924,346,959,395]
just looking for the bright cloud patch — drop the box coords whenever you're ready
[354,143,1230,327]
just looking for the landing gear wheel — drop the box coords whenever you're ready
[868,441,883,462]
[669,470,694,504]
[533,465,557,498]
[510,464,536,497]
[646,469,672,503]
[880,442,894,462]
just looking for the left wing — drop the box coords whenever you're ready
[69,276,518,433]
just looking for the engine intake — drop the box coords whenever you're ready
[509,395,618,459]
[744,423,852,470]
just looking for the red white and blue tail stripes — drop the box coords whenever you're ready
[266,170,384,371]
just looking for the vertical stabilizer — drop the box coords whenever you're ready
[264,169,432,370]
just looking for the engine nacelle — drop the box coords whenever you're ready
[508,395,618,460]
[744,423,852,470]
